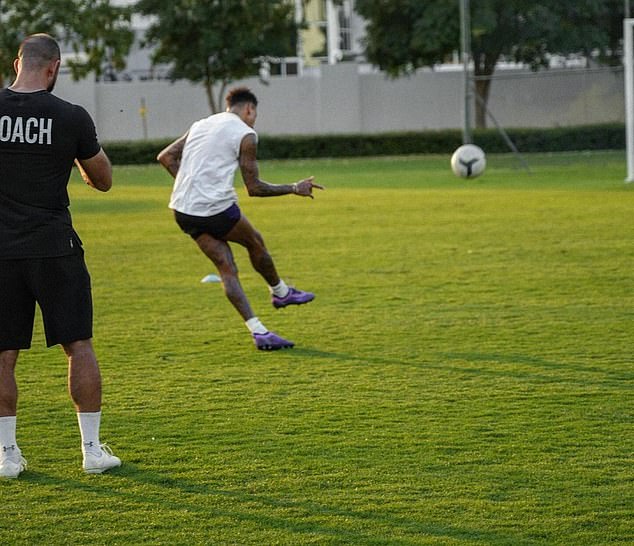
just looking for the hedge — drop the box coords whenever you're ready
[102,123,625,165]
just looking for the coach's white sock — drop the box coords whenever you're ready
[245,317,268,335]
[270,280,290,298]
[77,411,102,455]
[0,416,19,457]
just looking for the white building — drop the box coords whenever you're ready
[86,0,366,82]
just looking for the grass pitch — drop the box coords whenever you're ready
[2,151,633,545]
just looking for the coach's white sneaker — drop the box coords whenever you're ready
[83,444,121,474]
[0,447,27,479]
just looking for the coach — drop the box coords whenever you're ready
[0,34,120,478]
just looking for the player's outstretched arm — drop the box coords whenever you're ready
[239,134,324,198]
[157,132,188,178]
[75,149,112,192]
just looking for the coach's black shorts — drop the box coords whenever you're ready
[0,252,93,350]
[174,204,242,240]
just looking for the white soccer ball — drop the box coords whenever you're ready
[451,144,486,179]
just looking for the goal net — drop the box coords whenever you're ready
[625,18,634,182]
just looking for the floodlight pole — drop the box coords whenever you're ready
[460,0,473,144]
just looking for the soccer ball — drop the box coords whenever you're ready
[451,144,486,179]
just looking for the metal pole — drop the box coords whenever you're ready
[295,0,304,76]
[626,0,631,18]
[473,91,530,173]
[326,0,340,65]
[460,0,472,144]
[625,19,634,182]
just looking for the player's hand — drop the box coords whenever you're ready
[293,176,324,199]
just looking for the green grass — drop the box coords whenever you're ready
[2,151,633,545]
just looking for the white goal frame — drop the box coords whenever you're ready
[625,18,634,182]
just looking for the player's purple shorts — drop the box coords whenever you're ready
[174,203,241,240]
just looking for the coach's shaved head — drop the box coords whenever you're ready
[18,33,61,70]
[15,33,61,92]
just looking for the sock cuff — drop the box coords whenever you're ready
[270,279,289,297]
[0,415,18,450]
[245,317,268,335]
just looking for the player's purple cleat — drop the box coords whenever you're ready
[253,331,294,351]
[272,287,315,309]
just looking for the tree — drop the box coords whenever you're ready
[355,0,626,128]
[135,0,299,113]
[0,0,133,87]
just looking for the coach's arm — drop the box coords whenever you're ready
[75,149,112,192]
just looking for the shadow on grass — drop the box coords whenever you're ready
[438,351,633,386]
[292,347,631,388]
[18,464,512,545]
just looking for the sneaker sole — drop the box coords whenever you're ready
[256,343,294,350]
[273,296,315,309]
[84,462,122,474]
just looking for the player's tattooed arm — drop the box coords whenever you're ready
[239,134,323,198]
[239,134,295,197]
[157,132,188,178]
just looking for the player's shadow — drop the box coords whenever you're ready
[18,463,513,544]
[292,347,630,387]
[437,351,632,386]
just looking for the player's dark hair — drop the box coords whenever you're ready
[18,34,60,69]
[226,87,258,109]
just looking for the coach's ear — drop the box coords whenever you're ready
[76,149,112,192]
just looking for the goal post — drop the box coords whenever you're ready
[625,18,634,182]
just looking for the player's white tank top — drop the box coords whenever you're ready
[169,111,257,216]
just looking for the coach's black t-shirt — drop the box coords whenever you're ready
[0,88,101,258]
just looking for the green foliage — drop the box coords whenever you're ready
[472,0,625,71]
[59,0,135,81]
[103,139,167,165]
[487,123,626,153]
[356,0,624,75]
[2,154,632,544]
[0,0,133,86]
[102,123,625,165]
[355,1,626,127]
[354,0,460,77]
[135,0,298,112]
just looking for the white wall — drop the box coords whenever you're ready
[53,64,624,142]
[485,68,624,127]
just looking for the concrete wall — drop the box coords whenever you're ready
[485,68,624,127]
[53,63,624,142]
